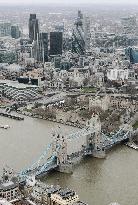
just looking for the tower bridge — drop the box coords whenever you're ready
[19,114,133,180]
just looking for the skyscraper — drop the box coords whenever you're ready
[11,25,21,39]
[72,10,85,55]
[38,32,48,63]
[50,32,63,56]
[125,47,138,64]
[84,16,91,50]
[29,14,39,43]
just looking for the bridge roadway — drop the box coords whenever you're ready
[19,127,132,179]
[67,130,131,159]
[20,159,58,179]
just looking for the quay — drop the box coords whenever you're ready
[0,110,24,121]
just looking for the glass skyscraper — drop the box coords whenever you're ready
[50,32,63,55]
[29,14,39,43]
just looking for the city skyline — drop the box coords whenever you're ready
[0,2,138,205]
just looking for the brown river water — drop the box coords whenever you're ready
[0,116,138,205]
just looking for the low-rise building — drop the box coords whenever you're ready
[0,171,19,202]
[110,96,138,112]
[89,95,110,111]
[0,80,40,102]
[107,68,128,81]
[0,199,13,205]
[51,188,79,205]
[73,202,88,205]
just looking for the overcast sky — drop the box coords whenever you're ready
[0,0,138,5]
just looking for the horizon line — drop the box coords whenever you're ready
[0,2,138,6]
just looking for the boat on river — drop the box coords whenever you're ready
[0,124,10,129]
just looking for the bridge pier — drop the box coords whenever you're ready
[52,132,73,174]
[57,163,73,174]
[86,114,106,158]
[92,149,106,159]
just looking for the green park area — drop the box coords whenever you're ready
[133,121,138,129]
[81,87,97,93]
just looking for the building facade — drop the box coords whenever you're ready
[11,26,20,39]
[38,33,48,63]
[0,23,11,37]
[29,14,39,43]
[0,80,39,102]
[50,32,63,56]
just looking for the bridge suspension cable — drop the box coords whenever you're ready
[19,143,52,176]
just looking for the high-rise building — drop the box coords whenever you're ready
[29,14,39,43]
[0,22,11,37]
[11,25,20,39]
[50,32,63,55]
[38,32,48,63]
[72,10,85,55]
[84,16,91,50]
[125,47,138,64]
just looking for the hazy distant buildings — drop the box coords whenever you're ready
[50,32,63,55]
[0,22,11,37]
[55,23,64,32]
[29,14,39,42]
[121,16,137,34]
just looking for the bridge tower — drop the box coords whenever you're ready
[86,113,105,158]
[52,132,73,173]
[52,133,67,165]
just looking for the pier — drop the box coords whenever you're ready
[0,110,24,121]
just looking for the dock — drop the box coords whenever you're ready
[0,110,24,121]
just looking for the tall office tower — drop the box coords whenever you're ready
[50,32,63,55]
[38,32,48,63]
[78,10,83,19]
[72,10,85,55]
[84,16,91,50]
[29,14,39,43]
[11,25,20,39]
[0,22,11,37]
[125,47,138,64]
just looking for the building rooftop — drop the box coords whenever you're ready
[0,80,38,89]
[0,180,18,191]
[56,188,76,199]
[47,185,61,194]
[73,201,88,205]
[0,199,12,205]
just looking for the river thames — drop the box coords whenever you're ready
[0,116,138,205]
